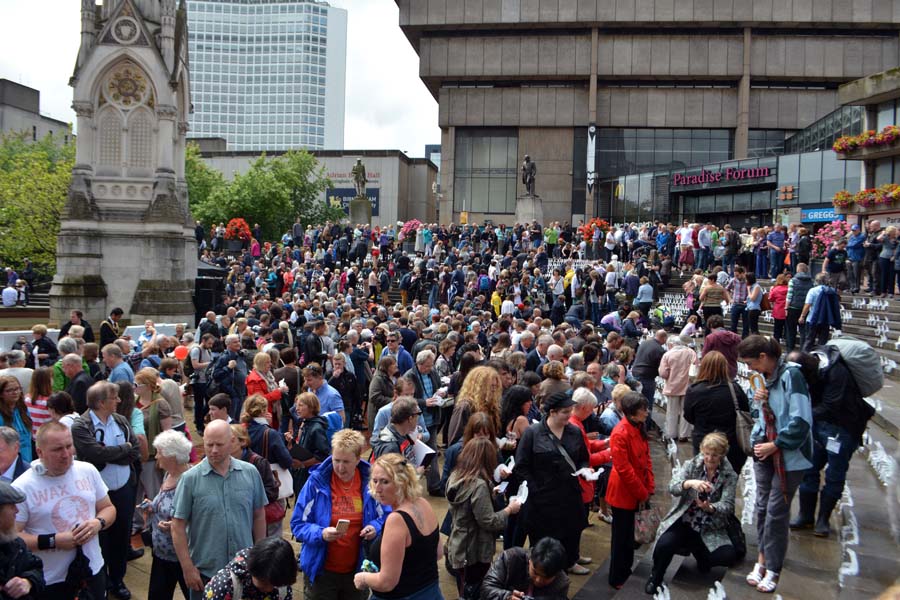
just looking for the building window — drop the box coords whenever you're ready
[454,128,518,214]
[747,130,788,158]
[597,128,734,178]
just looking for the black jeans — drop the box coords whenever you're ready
[192,381,208,434]
[609,506,636,587]
[747,309,760,335]
[784,307,804,351]
[101,482,137,585]
[773,318,785,343]
[651,520,737,580]
[149,555,189,600]
[803,323,830,352]
[46,569,106,599]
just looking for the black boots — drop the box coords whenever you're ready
[814,494,840,537]
[645,572,663,595]
[789,491,817,530]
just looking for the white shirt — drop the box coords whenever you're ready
[13,460,108,585]
[677,227,694,245]
[1,286,16,307]
[1,459,16,482]
[500,299,516,316]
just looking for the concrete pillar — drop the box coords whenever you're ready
[734,28,752,160]
[440,126,455,225]
[586,28,599,218]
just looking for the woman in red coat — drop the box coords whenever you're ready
[606,390,654,589]
[768,273,790,343]
[245,352,288,428]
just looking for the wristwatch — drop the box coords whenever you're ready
[97,517,107,530]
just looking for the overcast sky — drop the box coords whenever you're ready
[0,0,439,157]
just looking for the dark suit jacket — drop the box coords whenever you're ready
[65,371,94,414]
[71,411,141,488]
[524,348,546,374]
[10,456,28,480]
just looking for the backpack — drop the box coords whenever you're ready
[478,274,491,291]
[322,411,344,445]
[182,345,196,380]
[204,356,224,397]
[825,336,884,397]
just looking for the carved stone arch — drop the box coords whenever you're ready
[126,107,156,176]
[96,105,124,175]
[87,53,160,114]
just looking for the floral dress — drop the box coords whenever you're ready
[204,548,292,600]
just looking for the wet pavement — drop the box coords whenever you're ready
[121,392,899,600]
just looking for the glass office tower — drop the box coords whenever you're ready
[187,0,346,151]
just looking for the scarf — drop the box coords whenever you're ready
[261,369,278,393]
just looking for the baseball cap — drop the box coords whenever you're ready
[851,224,860,231]
[542,391,576,412]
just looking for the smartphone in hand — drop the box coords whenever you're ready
[336,519,350,534]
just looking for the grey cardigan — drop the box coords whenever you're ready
[653,454,737,553]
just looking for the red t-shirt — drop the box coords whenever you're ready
[324,469,364,573]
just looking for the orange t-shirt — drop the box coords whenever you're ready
[324,469,364,573]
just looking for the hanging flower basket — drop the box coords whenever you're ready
[832,184,900,209]
[833,126,900,159]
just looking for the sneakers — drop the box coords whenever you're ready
[567,564,590,575]
[577,556,592,565]
[756,570,779,593]
[746,563,766,587]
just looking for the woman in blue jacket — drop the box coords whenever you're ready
[292,429,388,599]
[737,335,813,595]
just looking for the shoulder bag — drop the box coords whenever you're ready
[263,428,295,500]
[728,382,754,456]
[634,501,661,545]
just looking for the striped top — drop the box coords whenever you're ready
[25,395,52,435]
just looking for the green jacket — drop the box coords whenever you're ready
[52,358,90,392]
[653,454,737,553]
[446,475,508,569]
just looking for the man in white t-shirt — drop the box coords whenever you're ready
[12,422,116,598]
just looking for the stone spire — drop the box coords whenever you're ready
[160,0,176,73]
[77,0,97,70]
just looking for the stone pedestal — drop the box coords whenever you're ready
[349,194,373,226]
[516,194,544,225]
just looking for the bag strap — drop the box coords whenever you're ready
[726,381,740,411]
[544,425,577,474]
[262,427,269,460]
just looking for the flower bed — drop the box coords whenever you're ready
[833,125,900,153]
[831,183,900,209]
[579,218,611,242]
[225,218,252,241]
[812,220,851,259]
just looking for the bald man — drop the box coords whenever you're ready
[171,420,266,599]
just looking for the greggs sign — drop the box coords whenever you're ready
[672,167,771,187]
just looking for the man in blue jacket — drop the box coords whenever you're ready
[291,430,387,597]
[846,224,867,294]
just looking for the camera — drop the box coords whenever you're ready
[698,491,709,502]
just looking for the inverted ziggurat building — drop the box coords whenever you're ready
[396,0,900,229]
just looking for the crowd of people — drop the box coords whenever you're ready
[0,214,884,599]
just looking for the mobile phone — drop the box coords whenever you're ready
[336,519,350,534]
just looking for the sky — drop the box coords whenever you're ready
[0,0,440,157]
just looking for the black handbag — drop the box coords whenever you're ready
[725,513,747,559]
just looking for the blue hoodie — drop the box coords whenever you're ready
[290,456,389,583]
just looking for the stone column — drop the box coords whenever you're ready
[72,101,94,171]
[156,105,177,174]
[734,27,752,160]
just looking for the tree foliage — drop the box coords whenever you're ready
[0,131,74,275]
[189,148,341,241]
[185,142,225,212]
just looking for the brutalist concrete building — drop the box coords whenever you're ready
[395,0,900,227]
